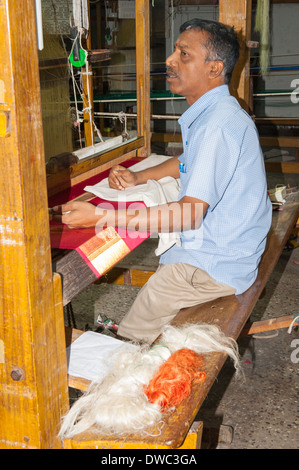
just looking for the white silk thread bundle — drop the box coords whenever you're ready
[161,323,241,372]
[59,323,241,439]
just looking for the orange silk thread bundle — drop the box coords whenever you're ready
[144,348,206,412]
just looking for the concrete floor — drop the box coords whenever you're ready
[67,171,298,450]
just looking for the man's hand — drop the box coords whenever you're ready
[52,201,99,228]
[108,165,138,190]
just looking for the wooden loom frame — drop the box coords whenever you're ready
[0,0,253,449]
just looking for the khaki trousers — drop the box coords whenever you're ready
[117,263,236,344]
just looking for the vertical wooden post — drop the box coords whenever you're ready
[219,0,252,112]
[82,65,94,147]
[0,0,69,449]
[135,0,151,157]
[82,0,94,147]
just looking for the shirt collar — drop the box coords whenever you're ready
[178,84,230,128]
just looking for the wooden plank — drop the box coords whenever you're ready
[53,251,98,306]
[68,375,91,392]
[265,161,299,174]
[53,232,144,306]
[63,346,229,449]
[46,137,144,197]
[53,259,156,308]
[64,421,203,449]
[39,50,110,69]
[88,49,111,63]
[255,117,299,126]
[241,314,297,336]
[260,136,299,147]
[0,0,69,449]
[152,133,182,143]
[52,273,72,425]
[96,265,156,287]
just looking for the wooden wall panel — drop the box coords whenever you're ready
[219,0,252,112]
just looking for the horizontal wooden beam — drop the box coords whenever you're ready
[151,133,182,143]
[255,117,299,126]
[265,161,299,174]
[241,314,297,336]
[96,265,156,287]
[53,251,98,306]
[260,136,299,148]
[52,251,156,307]
[47,137,144,197]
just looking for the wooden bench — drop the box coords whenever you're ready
[62,198,299,449]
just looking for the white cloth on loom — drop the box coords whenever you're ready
[84,154,182,256]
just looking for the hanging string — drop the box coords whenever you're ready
[68,28,84,147]
[114,111,129,140]
[68,24,104,147]
[83,57,104,143]
[76,24,95,147]
[71,71,83,148]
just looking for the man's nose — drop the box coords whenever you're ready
[166,50,177,67]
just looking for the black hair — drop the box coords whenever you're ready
[179,18,240,84]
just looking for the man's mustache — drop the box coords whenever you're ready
[166,67,178,78]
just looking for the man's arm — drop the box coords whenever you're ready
[108,156,180,190]
[53,195,209,233]
[113,195,208,233]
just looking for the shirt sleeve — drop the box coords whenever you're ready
[179,125,242,211]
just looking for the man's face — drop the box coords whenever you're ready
[166,29,220,105]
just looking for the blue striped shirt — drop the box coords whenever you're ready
[160,85,272,294]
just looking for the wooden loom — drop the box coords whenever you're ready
[1,0,286,450]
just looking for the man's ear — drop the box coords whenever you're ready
[209,60,224,79]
